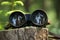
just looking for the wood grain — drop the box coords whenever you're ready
[0,27,48,40]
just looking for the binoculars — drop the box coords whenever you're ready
[5,10,49,29]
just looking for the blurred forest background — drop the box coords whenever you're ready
[0,0,60,35]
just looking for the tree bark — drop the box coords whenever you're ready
[0,27,48,40]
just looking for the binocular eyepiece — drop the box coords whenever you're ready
[5,10,49,29]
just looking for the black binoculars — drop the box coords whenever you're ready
[5,10,49,29]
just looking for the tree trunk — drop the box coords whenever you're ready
[54,0,60,20]
[0,27,48,40]
[24,0,31,12]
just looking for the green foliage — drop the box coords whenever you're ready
[1,1,11,6]
[14,1,24,6]
[0,0,24,30]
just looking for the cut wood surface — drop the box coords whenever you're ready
[0,27,48,40]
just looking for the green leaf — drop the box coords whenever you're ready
[5,10,25,16]
[1,1,11,5]
[14,1,24,6]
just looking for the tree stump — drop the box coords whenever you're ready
[0,27,48,40]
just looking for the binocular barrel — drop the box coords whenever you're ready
[31,10,48,26]
[9,11,26,28]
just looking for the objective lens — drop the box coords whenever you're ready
[31,10,48,26]
[9,11,26,27]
